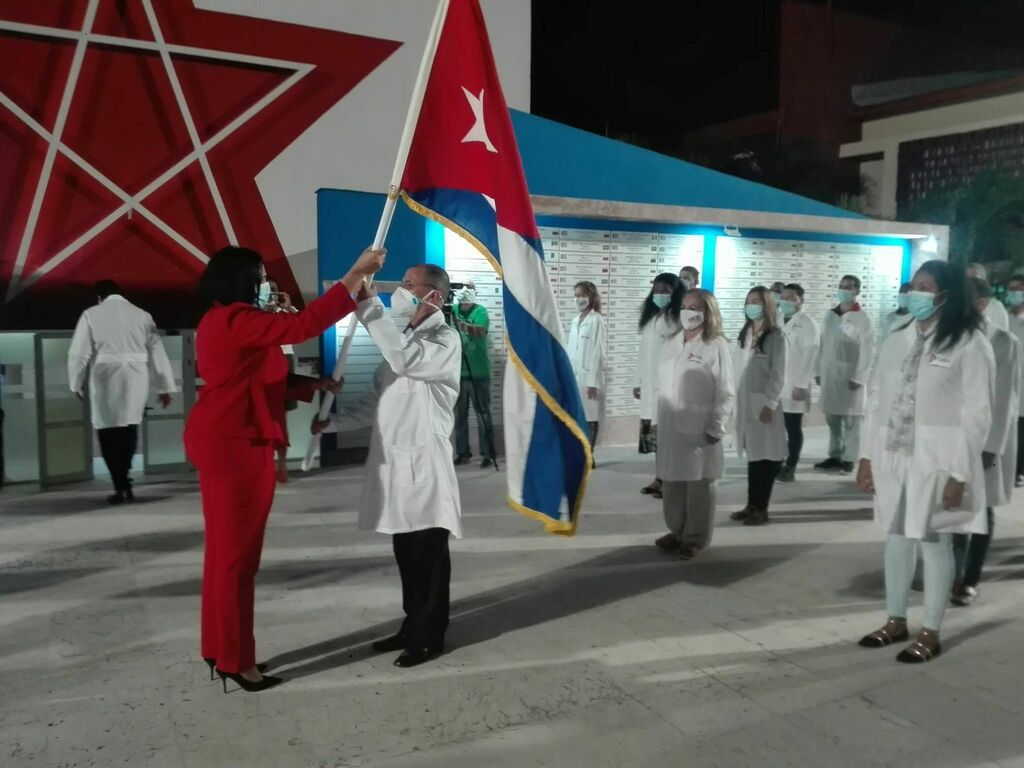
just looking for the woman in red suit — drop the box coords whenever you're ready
[185,245,383,692]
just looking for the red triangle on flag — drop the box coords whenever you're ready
[0,31,76,133]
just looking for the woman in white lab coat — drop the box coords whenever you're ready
[951,277,1021,606]
[567,281,607,462]
[655,289,734,559]
[634,273,683,497]
[777,283,819,483]
[730,287,787,527]
[857,260,994,663]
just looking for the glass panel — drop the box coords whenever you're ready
[0,333,40,482]
[147,334,185,416]
[45,424,89,477]
[146,418,186,468]
[40,337,83,425]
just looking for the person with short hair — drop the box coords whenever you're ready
[452,286,496,468]
[568,281,607,464]
[967,262,1010,333]
[655,289,734,559]
[1006,273,1024,487]
[679,265,699,291]
[857,260,994,663]
[730,286,787,526]
[634,273,683,498]
[339,263,464,668]
[951,277,1021,606]
[186,245,383,691]
[68,280,178,504]
[881,282,913,340]
[815,274,873,473]
[777,283,819,482]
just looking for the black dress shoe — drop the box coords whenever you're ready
[453,455,471,466]
[107,491,126,505]
[814,458,841,470]
[394,647,443,668]
[372,634,407,653]
[480,457,494,469]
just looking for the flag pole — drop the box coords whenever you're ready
[302,0,451,471]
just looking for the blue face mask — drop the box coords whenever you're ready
[907,290,940,321]
[837,289,856,305]
[744,304,764,321]
[1007,290,1024,307]
[651,293,671,309]
[897,294,910,310]
[778,299,797,318]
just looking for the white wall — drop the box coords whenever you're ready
[195,0,531,294]
[840,90,1024,219]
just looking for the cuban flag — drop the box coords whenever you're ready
[399,0,591,534]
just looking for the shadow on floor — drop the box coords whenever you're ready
[269,541,818,680]
[767,507,874,524]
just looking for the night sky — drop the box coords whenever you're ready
[531,0,1024,156]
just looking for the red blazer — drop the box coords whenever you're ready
[184,283,356,466]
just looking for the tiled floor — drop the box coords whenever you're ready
[2,428,1023,767]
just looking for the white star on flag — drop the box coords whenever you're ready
[460,86,497,153]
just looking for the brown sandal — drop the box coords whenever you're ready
[679,545,702,561]
[896,631,942,663]
[858,619,909,648]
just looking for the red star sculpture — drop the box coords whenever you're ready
[0,0,400,328]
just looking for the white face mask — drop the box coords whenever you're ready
[576,297,590,311]
[680,309,704,330]
[391,286,421,319]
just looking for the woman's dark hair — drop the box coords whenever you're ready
[198,246,263,313]
[738,286,779,353]
[638,272,682,330]
[916,259,982,352]
[574,280,602,314]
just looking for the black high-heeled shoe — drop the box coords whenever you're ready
[216,669,283,693]
[204,658,267,680]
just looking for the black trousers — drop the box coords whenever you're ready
[0,407,5,487]
[454,377,495,459]
[748,460,782,510]
[1017,417,1024,477]
[393,527,451,651]
[953,507,995,588]
[783,412,804,469]
[97,425,138,492]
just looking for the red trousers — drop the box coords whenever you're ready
[198,439,276,674]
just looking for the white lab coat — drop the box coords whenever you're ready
[357,298,464,537]
[67,295,177,429]
[862,323,995,539]
[781,311,819,414]
[656,334,735,482]
[880,309,912,341]
[567,310,607,422]
[636,314,680,423]
[984,298,1010,334]
[818,308,874,416]
[984,326,1021,507]
[1012,314,1024,415]
[734,327,787,462]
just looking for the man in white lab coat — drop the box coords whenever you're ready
[815,274,873,473]
[68,281,177,503]
[354,264,462,668]
[777,283,819,482]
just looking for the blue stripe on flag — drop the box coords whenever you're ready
[410,189,500,261]
[502,284,589,517]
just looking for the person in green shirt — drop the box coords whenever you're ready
[452,287,496,468]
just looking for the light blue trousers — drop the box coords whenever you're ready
[884,532,955,631]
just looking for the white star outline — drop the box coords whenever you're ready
[460,86,497,154]
[0,0,316,301]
